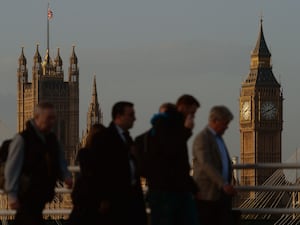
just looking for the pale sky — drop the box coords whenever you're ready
[0,0,300,162]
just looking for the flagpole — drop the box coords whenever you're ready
[47,2,50,65]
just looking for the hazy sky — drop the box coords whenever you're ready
[0,0,300,162]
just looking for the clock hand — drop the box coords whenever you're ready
[265,106,275,113]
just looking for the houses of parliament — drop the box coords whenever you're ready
[7,44,103,219]
[17,45,102,166]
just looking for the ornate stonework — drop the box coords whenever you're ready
[239,20,283,188]
[17,45,79,166]
[80,75,103,149]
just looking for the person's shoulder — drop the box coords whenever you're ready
[135,130,150,141]
[91,124,115,146]
[134,130,152,148]
[10,133,25,144]
[194,126,210,138]
[104,122,117,134]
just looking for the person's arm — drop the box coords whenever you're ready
[4,134,25,208]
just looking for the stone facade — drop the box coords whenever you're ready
[17,45,79,165]
[239,20,283,189]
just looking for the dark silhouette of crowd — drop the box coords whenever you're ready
[3,96,238,225]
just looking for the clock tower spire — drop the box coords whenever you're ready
[239,19,283,189]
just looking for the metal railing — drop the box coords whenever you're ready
[1,163,300,216]
[0,166,79,216]
[232,163,300,215]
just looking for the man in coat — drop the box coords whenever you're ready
[192,105,237,225]
[91,101,147,225]
[134,95,200,225]
[5,102,73,225]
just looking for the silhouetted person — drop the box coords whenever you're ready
[5,102,73,225]
[135,94,200,225]
[68,123,106,225]
[193,105,237,225]
[91,101,147,225]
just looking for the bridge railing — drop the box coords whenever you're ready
[0,166,80,217]
[1,163,300,216]
[232,163,300,215]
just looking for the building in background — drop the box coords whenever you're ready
[239,19,283,189]
[80,75,103,148]
[17,45,79,165]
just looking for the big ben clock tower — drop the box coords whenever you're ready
[240,19,283,187]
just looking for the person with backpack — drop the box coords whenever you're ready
[4,102,73,225]
[134,95,201,225]
[133,102,175,179]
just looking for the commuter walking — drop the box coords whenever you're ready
[68,123,106,225]
[192,105,237,225]
[135,94,200,225]
[4,102,73,225]
[90,101,147,225]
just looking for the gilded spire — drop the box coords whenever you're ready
[251,18,271,57]
[41,48,54,75]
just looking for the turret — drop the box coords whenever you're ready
[17,47,28,83]
[33,44,42,64]
[18,47,27,67]
[54,48,64,77]
[33,44,42,75]
[17,47,28,132]
[68,45,79,83]
[70,45,78,65]
[54,48,63,68]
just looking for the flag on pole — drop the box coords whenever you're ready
[48,8,53,20]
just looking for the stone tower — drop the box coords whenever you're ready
[239,19,283,186]
[17,45,79,165]
[80,75,103,148]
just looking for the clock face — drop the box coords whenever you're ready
[261,101,277,120]
[241,101,251,120]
